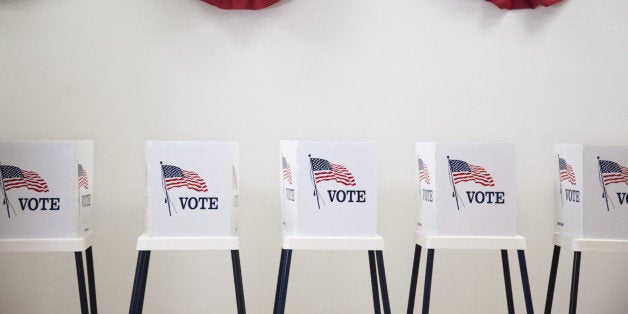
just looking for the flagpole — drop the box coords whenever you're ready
[308,154,322,209]
[597,157,613,211]
[0,162,12,218]
[447,156,461,211]
[160,161,173,217]
[558,155,564,207]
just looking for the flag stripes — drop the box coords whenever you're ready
[78,164,89,190]
[449,159,495,187]
[161,164,208,192]
[0,165,49,192]
[418,158,430,184]
[599,160,628,186]
[311,158,356,186]
[282,157,292,184]
[558,158,576,185]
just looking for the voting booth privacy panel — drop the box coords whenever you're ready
[280,141,377,237]
[145,141,239,237]
[0,141,94,239]
[554,144,628,240]
[415,142,517,236]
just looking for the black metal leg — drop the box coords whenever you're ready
[368,250,381,314]
[407,245,422,314]
[129,250,151,314]
[137,251,151,314]
[500,250,515,314]
[86,246,98,314]
[375,251,391,314]
[422,249,435,314]
[273,249,292,314]
[231,250,246,314]
[129,251,144,314]
[517,250,534,314]
[74,251,89,314]
[569,251,581,314]
[273,249,286,313]
[545,245,561,314]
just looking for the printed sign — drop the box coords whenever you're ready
[0,141,93,239]
[555,144,628,240]
[280,141,377,237]
[416,142,517,236]
[145,141,239,237]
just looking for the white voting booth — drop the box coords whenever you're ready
[275,141,390,314]
[0,141,97,314]
[407,143,533,314]
[130,141,245,314]
[545,144,628,314]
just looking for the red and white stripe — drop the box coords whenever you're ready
[452,164,495,187]
[4,170,49,192]
[602,166,628,185]
[165,169,208,192]
[559,165,576,185]
[314,163,356,186]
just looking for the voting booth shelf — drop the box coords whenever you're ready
[274,141,391,314]
[545,144,628,314]
[129,141,245,314]
[0,140,98,314]
[407,142,533,314]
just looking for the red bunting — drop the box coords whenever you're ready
[201,0,280,10]
[488,0,562,9]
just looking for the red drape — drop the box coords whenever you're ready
[202,0,280,10]
[488,0,562,9]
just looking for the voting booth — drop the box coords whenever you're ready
[545,144,628,314]
[130,141,245,314]
[279,140,377,237]
[415,142,517,236]
[0,141,97,314]
[144,141,239,238]
[274,141,390,314]
[407,142,532,314]
[554,144,628,240]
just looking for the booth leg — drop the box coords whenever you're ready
[545,245,561,314]
[568,251,581,314]
[231,250,246,314]
[375,251,391,314]
[129,250,151,314]
[407,244,422,314]
[500,250,515,314]
[86,246,98,314]
[517,250,534,314]
[273,249,292,314]
[368,250,381,314]
[421,249,435,314]
[74,251,89,314]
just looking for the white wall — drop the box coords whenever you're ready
[1,0,627,313]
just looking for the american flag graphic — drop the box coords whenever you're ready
[78,164,89,190]
[232,165,238,190]
[558,158,576,185]
[418,158,430,184]
[282,157,292,184]
[310,158,356,186]
[161,164,208,192]
[0,165,49,192]
[599,160,628,186]
[449,159,495,187]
